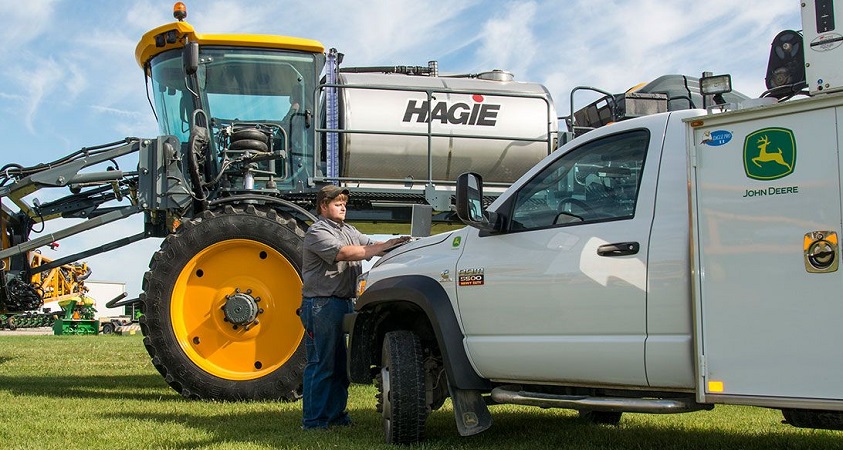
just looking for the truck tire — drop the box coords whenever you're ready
[140,204,307,401]
[782,408,843,431]
[101,323,115,334]
[376,330,427,444]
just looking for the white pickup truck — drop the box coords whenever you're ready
[346,85,843,443]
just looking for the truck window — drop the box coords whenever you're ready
[509,130,649,230]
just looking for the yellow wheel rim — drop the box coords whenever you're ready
[171,238,303,381]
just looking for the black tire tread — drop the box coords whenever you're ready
[782,408,843,431]
[379,330,427,444]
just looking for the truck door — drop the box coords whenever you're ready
[455,126,661,385]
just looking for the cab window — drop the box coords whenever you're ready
[509,130,649,231]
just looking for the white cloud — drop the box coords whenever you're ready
[475,2,539,77]
[0,0,59,60]
[531,0,800,113]
[6,56,64,132]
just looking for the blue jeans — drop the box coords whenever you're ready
[299,296,354,429]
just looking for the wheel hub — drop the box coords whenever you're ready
[222,288,263,330]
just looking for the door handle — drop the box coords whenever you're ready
[597,242,640,257]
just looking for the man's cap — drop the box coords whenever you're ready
[317,185,350,204]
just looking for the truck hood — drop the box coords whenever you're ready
[371,229,458,269]
[363,227,470,296]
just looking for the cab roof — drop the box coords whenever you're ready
[135,20,325,69]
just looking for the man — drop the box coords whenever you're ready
[300,184,410,430]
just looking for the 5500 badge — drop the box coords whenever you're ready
[458,268,485,286]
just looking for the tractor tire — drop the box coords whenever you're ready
[376,330,427,444]
[101,323,115,335]
[140,204,307,401]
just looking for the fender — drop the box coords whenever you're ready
[346,274,491,391]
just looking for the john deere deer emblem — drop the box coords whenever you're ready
[743,128,796,180]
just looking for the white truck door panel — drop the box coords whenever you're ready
[456,128,660,386]
[691,99,843,401]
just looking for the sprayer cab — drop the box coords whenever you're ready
[135,3,327,198]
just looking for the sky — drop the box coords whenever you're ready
[0,0,803,300]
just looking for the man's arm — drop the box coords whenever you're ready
[335,236,410,261]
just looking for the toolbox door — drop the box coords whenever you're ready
[690,102,843,403]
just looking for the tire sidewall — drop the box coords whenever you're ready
[142,206,306,401]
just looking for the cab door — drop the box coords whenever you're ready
[455,127,660,385]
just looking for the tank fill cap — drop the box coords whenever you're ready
[477,70,514,82]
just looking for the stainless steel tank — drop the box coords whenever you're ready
[336,72,557,184]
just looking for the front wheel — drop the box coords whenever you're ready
[140,204,307,401]
[377,330,428,444]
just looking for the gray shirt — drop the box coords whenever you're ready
[301,217,373,298]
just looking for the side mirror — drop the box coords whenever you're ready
[456,172,497,231]
[183,41,199,76]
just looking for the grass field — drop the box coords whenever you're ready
[0,335,841,450]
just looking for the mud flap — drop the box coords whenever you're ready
[448,387,492,436]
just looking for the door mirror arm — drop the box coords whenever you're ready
[456,172,501,232]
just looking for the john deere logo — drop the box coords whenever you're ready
[743,128,796,180]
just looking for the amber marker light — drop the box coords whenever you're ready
[708,380,724,393]
[356,274,368,297]
[173,2,187,21]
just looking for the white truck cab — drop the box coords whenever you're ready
[346,2,843,444]
[347,90,843,444]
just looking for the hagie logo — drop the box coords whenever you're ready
[743,128,796,180]
[402,94,500,126]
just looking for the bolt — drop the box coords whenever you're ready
[258,308,264,314]
[255,297,261,302]
[246,289,252,295]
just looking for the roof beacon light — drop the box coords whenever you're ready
[173,2,187,21]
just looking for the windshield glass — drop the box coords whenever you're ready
[149,47,324,185]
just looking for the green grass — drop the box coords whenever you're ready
[0,335,841,450]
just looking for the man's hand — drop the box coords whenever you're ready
[378,236,412,255]
[336,236,412,261]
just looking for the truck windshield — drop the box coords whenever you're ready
[149,47,324,185]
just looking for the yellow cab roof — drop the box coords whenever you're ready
[135,20,325,69]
